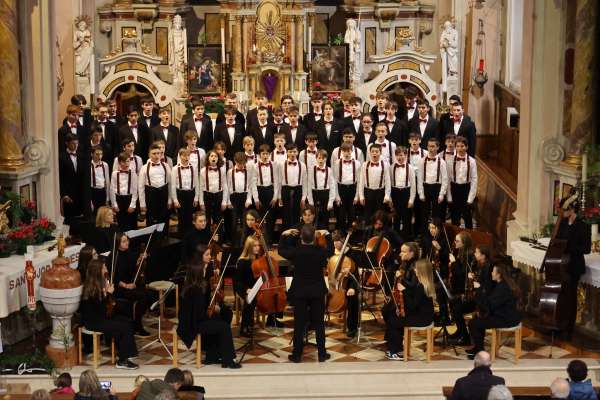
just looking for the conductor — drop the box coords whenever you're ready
[279,224,332,363]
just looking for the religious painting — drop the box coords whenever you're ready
[204,13,221,45]
[365,27,377,63]
[187,45,222,95]
[562,183,574,200]
[311,45,349,92]
[155,27,169,64]
[313,14,329,45]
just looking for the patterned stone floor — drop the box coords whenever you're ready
[79,289,598,368]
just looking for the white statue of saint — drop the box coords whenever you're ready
[169,15,187,97]
[73,16,94,98]
[440,20,459,98]
[344,18,362,89]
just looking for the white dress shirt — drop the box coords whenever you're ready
[357,160,391,202]
[391,162,416,204]
[199,165,229,207]
[307,165,336,208]
[110,169,138,209]
[367,139,396,165]
[417,155,448,201]
[446,154,478,204]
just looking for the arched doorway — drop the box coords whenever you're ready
[113,84,155,116]
[383,81,423,109]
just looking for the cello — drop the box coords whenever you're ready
[251,226,287,314]
[362,231,390,288]
[538,191,578,332]
[327,231,356,314]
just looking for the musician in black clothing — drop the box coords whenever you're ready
[556,197,592,339]
[447,231,476,345]
[330,231,359,337]
[279,225,332,363]
[421,219,450,325]
[177,246,241,369]
[382,259,436,360]
[234,236,261,337]
[113,233,150,337]
[364,211,403,290]
[466,263,522,358]
[80,259,139,369]
[92,206,120,254]
[181,211,213,263]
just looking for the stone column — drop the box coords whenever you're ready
[232,16,242,73]
[0,0,25,169]
[295,16,304,73]
[242,16,248,71]
[564,0,597,163]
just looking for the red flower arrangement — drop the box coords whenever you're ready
[583,207,600,224]
[6,218,56,255]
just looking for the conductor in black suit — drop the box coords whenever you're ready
[556,196,592,339]
[279,224,332,363]
[448,102,477,156]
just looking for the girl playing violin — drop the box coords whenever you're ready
[80,259,139,369]
[234,236,261,337]
[177,244,241,369]
[382,259,436,360]
[114,233,150,337]
[421,218,450,325]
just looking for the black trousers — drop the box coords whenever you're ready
[346,292,359,332]
[204,191,223,227]
[292,296,326,356]
[469,316,518,351]
[382,303,432,353]
[91,188,107,215]
[281,185,303,230]
[312,189,330,229]
[257,186,275,242]
[422,183,442,223]
[63,193,84,225]
[230,192,248,247]
[563,274,581,337]
[176,189,196,238]
[84,315,138,360]
[336,183,356,232]
[450,296,476,337]
[197,317,236,363]
[115,195,137,232]
[115,287,149,329]
[391,187,412,239]
[435,285,450,321]
[450,183,473,229]
[145,185,169,226]
[363,188,385,222]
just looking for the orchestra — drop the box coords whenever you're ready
[65,92,589,371]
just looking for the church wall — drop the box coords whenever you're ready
[55,1,78,125]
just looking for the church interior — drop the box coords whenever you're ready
[0,0,599,398]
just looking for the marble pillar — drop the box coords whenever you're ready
[232,16,242,73]
[0,0,25,169]
[242,16,248,71]
[295,16,304,73]
[564,0,597,164]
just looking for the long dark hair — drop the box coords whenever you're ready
[184,244,209,294]
[455,231,473,263]
[78,245,96,281]
[475,244,491,266]
[82,259,105,301]
[494,263,521,305]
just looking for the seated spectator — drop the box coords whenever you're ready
[30,389,50,400]
[550,378,570,399]
[51,372,75,394]
[136,368,184,400]
[75,370,117,400]
[487,385,513,400]
[449,351,505,400]
[129,375,149,400]
[179,369,206,400]
[155,391,177,400]
[567,360,598,400]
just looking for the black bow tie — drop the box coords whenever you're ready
[226,124,235,128]
[288,161,297,166]
[456,157,466,162]
[343,160,353,164]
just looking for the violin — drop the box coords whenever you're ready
[251,226,287,314]
[315,231,328,249]
[387,264,405,317]
[363,231,390,288]
[207,254,231,318]
[208,220,224,304]
[327,231,356,314]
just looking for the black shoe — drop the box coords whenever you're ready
[288,354,301,363]
[116,359,139,370]
[266,316,283,328]
[457,336,471,346]
[221,361,242,369]
[346,329,357,338]
[467,353,476,360]
[135,328,151,337]
[318,353,331,362]
[447,330,462,339]
[465,347,479,355]
[204,357,222,365]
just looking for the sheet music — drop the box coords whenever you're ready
[247,276,264,303]
[125,223,165,239]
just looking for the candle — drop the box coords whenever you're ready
[221,26,226,63]
[308,26,312,63]
[582,152,588,183]
[253,43,256,53]
[479,59,485,72]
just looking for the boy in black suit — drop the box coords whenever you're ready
[249,106,274,151]
[59,134,89,225]
[94,102,119,152]
[384,101,407,146]
[449,101,477,156]
[87,125,113,169]
[285,106,306,151]
[342,96,363,137]
[401,86,419,124]
[140,96,160,129]
[151,107,180,160]
[107,98,126,126]
[216,93,246,127]
[269,107,291,136]
[118,106,150,162]
[333,90,354,120]
[89,145,110,216]
[58,104,87,153]
[356,113,375,155]
[370,91,389,123]
[410,99,439,146]
[304,92,324,132]
[214,105,245,160]
[437,94,461,144]
[281,95,302,125]
[246,91,271,132]
[180,99,214,151]
[315,101,343,162]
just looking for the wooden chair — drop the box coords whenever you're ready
[403,323,434,362]
[77,327,115,369]
[172,328,202,369]
[147,281,179,318]
[489,323,522,364]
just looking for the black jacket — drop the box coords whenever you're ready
[421,232,450,280]
[59,150,90,218]
[234,258,256,299]
[315,119,343,156]
[303,112,324,132]
[408,116,440,149]
[556,217,592,278]
[285,124,307,151]
[248,124,275,152]
[216,110,246,127]
[118,123,151,162]
[386,119,408,146]
[475,280,521,325]
[449,366,505,400]
[403,282,434,324]
[180,114,214,151]
[214,123,246,160]
[58,122,89,154]
[151,124,180,160]
[181,227,212,262]
[177,285,210,348]
[440,115,477,156]
[140,112,160,130]
[246,108,273,133]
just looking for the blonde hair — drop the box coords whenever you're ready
[31,390,50,400]
[95,206,113,228]
[134,375,148,387]
[239,236,259,260]
[182,370,194,386]
[78,369,101,395]
[243,136,255,146]
[415,259,436,300]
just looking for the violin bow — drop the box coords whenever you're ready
[207,218,224,247]
[133,227,155,283]
[208,253,231,309]
[257,209,270,229]
[109,232,117,284]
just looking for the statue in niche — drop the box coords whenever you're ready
[169,15,187,97]
[73,15,94,99]
[440,20,460,99]
[344,18,362,89]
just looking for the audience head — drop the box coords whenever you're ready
[30,389,50,400]
[164,368,185,391]
[550,377,570,399]
[487,385,513,400]
[182,369,194,386]
[473,351,492,368]
[54,372,73,390]
[78,369,101,395]
[567,359,588,383]
[155,390,177,400]
[134,375,149,387]
[78,245,97,280]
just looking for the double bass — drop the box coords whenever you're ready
[327,231,356,314]
[251,226,287,314]
[538,191,578,331]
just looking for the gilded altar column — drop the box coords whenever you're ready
[232,16,243,73]
[295,16,304,73]
[0,0,25,169]
[565,0,597,164]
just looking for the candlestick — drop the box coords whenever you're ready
[582,152,588,183]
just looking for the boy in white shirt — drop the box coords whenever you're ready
[333,143,361,231]
[138,143,172,227]
[331,129,364,163]
[417,137,448,225]
[358,143,391,221]
[390,146,416,239]
[367,122,396,165]
[110,152,138,231]
[276,144,306,229]
[171,148,200,237]
[447,136,477,229]
[307,149,336,228]
[90,145,110,216]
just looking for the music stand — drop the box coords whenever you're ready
[349,272,374,346]
[140,282,175,358]
[432,269,458,356]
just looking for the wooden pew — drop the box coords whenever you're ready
[442,386,600,399]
